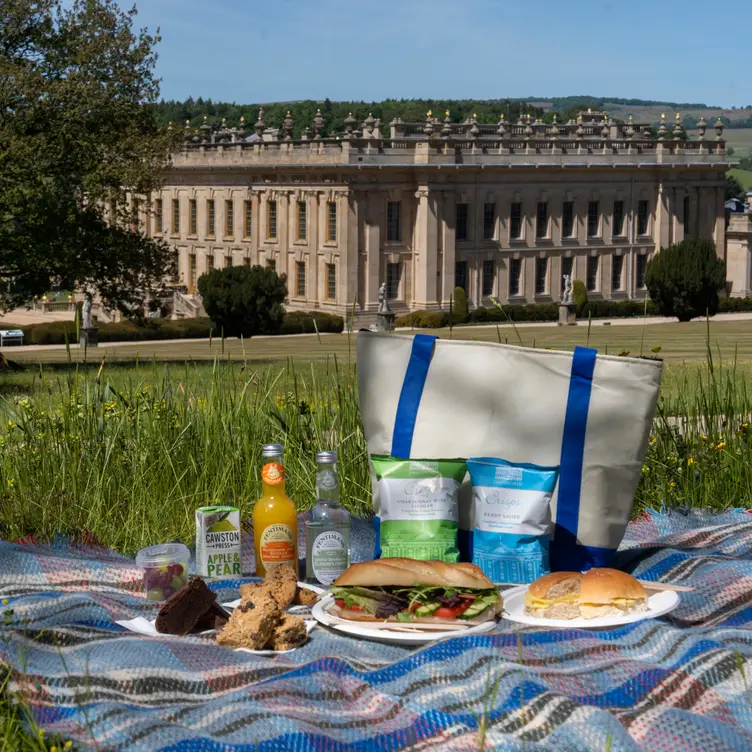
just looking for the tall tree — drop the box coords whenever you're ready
[0,0,178,315]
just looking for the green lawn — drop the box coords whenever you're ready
[730,168,752,192]
[5,318,752,365]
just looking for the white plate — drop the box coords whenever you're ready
[311,594,497,646]
[501,585,680,628]
[116,582,325,653]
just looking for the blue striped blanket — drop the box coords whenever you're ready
[2,509,752,751]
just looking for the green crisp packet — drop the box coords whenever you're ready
[371,455,467,563]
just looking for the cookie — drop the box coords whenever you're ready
[262,565,298,609]
[239,581,265,603]
[293,587,319,607]
[216,593,280,650]
[267,613,308,651]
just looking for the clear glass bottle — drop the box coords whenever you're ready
[253,443,298,578]
[305,450,350,585]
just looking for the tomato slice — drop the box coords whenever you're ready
[334,599,361,611]
[435,601,473,619]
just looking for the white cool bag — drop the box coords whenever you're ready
[357,332,663,571]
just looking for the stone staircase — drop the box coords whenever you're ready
[172,291,206,319]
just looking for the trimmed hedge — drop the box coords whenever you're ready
[278,311,345,335]
[395,311,449,329]
[719,297,752,313]
[17,311,344,346]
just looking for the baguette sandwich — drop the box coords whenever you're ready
[329,558,503,625]
[524,568,648,619]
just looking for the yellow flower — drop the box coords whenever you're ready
[715,442,726,451]
[6,479,14,488]
[51,746,57,752]
[687,457,694,466]
[39,729,45,737]
[1,599,7,606]
[669,481,676,489]
[649,437,657,446]
[65,743,73,750]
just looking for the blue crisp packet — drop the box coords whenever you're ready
[467,458,559,584]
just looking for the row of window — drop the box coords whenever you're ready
[452,254,648,299]
[155,198,338,243]
[186,254,337,300]
[457,200,659,242]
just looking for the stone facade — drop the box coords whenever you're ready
[133,110,733,323]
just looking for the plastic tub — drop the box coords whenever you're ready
[135,543,190,601]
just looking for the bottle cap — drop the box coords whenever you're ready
[316,450,337,464]
[262,443,284,458]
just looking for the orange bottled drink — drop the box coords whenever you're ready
[253,444,298,578]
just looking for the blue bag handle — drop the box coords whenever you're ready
[551,346,614,571]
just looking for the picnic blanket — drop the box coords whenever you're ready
[2,510,752,751]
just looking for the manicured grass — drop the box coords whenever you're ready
[6,318,752,365]
[730,168,752,192]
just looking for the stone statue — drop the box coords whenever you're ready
[562,275,573,306]
[378,282,390,313]
[82,295,93,329]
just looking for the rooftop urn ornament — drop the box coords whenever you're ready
[714,117,725,141]
[497,113,507,138]
[254,107,265,137]
[601,121,610,139]
[343,112,357,139]
[672,113,684,140]
[469,113,480,139]
[626,114,635,140]
[550,113,559,139]
[442,110,452,138]
[576,121,585,140]
[237,115,245,140]
[697,117,707,140]
[364,113,375,137]
[199,116,211,143]
[524,118,534,140]
[312,109,324,140]
[283,110,294,141]
[423,110,435,137]
[218,118,230,143]
[657,113,667,141]
[300,126,311,140]
[184,119,192,143]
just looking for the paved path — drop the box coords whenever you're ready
[2,312,751,353]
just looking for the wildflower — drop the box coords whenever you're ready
[651,345,662,354]
[669,481,676,489]
[6,479,14,488]
[39,729,45,737]
[1,599,7,605]
[51,746,57,752]
[65,743,73,750]
[687,457,694,466]
[618,350,630,357]
[649,437,657,446]
[715,442,726,451]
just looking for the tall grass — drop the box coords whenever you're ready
[2,350,752,553]
[0,359,369,553]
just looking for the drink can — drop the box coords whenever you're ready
[196,505,241,578]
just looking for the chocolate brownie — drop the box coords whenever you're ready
[155,577,218,636]
[293,587,319,607]
[267,613,308,651]
[193,603,230,632]
[216,592,280,650]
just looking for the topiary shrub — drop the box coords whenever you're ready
[645,239,726,322]
[572,279,588,316]
[452,287,469,323]
[278,311,345,335]
[197,265,287,337]
[394,310,448,329]
[28,321,77,345]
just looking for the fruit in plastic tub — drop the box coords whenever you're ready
[135,543,190,601]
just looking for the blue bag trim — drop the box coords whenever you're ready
[550,539,616,572]
[375,334,437,559]
[373,516,382,559]
[550,346,598,571]
[390,334,437,459]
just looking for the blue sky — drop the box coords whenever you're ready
[129,0,747,107]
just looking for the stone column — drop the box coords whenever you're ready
[413,187,439,310]
[441,191,456,307]
[278,191,291,285]
[726,214,752,297]
[713,184,725,258]
[364,191,381,311]
[655,183,670,251]
[250,190,261,265]
[338,190,358,314]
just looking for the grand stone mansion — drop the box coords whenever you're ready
[133,109,743,323]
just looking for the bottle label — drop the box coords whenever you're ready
[260,523,295,566]
[317,470,338,491]
[262,462,284,485]
[311,530,347,585]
